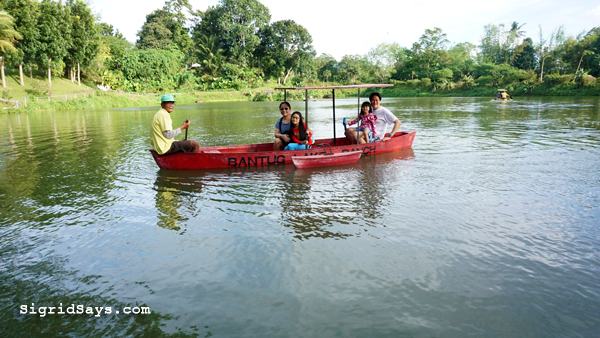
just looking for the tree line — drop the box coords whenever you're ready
[1,0,599,95]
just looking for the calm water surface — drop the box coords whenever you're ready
[1,97,599,337]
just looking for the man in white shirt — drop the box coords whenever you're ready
[345,92,401,144]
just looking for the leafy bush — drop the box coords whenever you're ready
[115,48,184,91]
[432,68,453,81]
[475,75,493,86]
[575,73,596,88]
[543,74,574,86]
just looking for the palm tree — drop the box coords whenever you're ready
[0,11,22,88]
[196,35,225,77]
[508,22,526,64]
[576,50,595,74]
[509,22,526,40]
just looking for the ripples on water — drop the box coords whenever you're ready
[0,97,599,337]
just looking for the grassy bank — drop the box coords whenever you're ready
[4,67,600,114]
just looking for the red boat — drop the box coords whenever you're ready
[292,150,362,169]
[150,84,416,170]
[150,131,415,170]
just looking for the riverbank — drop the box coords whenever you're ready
[1,85,363,113]
[4,81,600,113]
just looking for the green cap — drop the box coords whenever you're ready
[161,94,176,102]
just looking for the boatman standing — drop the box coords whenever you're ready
[150,94,200,155]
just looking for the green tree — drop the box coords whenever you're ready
[37,0,71,88]
[1,0,39,86]
[479,24,510,64]
[99,22,132,62]
[537,25,565,82]
[314,53,337,83]
[0,10,22,88]
[338,54,370,84]
[560,28,600,77]
[66,0,99,86]
[195,34,225,76]
[137,0,193,56]
[116,47,184,91]
[367,42,405,83]
[409,27,449,78]
[193,0,270,66]
[446,42,476,79]
[513,37,535,70]
[257,19,315,84]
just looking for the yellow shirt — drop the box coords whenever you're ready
[501,92,508,99]
[150,108,174,155]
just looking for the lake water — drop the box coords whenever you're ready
[1,96,599,337]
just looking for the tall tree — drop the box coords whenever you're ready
[1,0,39,86]
[367,42,405,83]
[37,0,71,88]
[137,0,193,55]
[257,19,314,84]
[507,22,526,64]
[193,0,270,66]
[66,0,98,86]
[97,22,132,72]
[537,25,565,82]
[337,54,370,84]
[0,10,22,88]
[410,27,449,78]
[314,53,338,83]
[513,37,536,71]
[195,34,225,76]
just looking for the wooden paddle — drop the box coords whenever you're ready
[184,118,189,140]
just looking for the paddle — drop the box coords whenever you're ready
[184,118,189,140]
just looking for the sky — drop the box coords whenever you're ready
[89,0,600,60]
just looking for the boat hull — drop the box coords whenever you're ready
[150,131,416,170]
[292,151,362,169]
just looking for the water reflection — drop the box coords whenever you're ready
[152,149,415,241]
[1,97,599,337]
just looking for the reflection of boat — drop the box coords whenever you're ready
[151,84,416,170]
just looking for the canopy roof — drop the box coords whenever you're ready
[275,84,394,90]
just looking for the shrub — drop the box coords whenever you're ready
[543,74,574,86]
[475,75,493,86]
[432,68,453,81]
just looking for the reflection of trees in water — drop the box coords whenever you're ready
[278,149,415,241]
[153,165,291,231]
[153,171,198,231]
[0,229,205,337]
[0,114,124,223]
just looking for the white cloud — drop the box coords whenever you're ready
[582,4,600,21]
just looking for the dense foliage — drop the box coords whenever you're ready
[1,0,600,95]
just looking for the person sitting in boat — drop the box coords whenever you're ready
[344,102,379,144]
[497,92,503,99]
[274,101,313,151]
[150,94,200,155]
[501,91,509,99]
[274,101,292,151]
[284,111,313,150]
[345,92,401,144]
